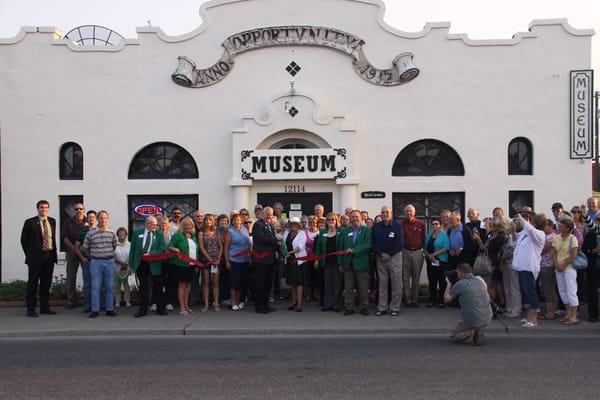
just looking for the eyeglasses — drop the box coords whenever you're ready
[326,218,334,222]
[244,221,252,225]
[74,208,84,211]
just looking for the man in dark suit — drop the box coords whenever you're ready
[20,200,58,317]
[251,206,279,313]
[129,215,166,317]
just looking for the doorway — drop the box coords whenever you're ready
[257,192,333,219]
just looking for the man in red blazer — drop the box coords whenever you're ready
[20,200,58,317]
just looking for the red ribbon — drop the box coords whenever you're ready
[141,252,213,269]
[231,249,272,260]
[295,250,351,262]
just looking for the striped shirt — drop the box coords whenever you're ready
[83,228,117,258]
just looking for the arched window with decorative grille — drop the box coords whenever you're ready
[128,142,198,179]
[508,137,533,175]
[392,139,464,176]
[59,142,83,180]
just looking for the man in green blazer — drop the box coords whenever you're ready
[129,215,166,317]
[338,210,372,315]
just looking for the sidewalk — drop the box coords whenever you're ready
[0,301,598,338]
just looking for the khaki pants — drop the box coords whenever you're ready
[344,268,369,310]
[377,252,403,312]
[450,322,487,343]
[402,249,424,304]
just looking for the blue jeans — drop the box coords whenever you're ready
[90,259,115,312]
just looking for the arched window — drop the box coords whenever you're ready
[59,142,83,180]
[270,138,319,149]
[508,137,533,175]
[128,142,198,179]
[392,139,464,176]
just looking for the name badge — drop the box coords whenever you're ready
[389,232,395,238]
[348,232,353,236]
[138,234,144,238]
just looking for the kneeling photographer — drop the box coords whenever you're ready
[444,263,492,346]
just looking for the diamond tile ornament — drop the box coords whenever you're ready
[288,106,299,117]
[285,61,301,76]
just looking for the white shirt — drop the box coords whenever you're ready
[187,238,197,264]
[511,220,545,279]
[283,229,308,265]
[114,241,131,271]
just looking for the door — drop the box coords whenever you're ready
[257,192,333,219]
[392,192,465,233]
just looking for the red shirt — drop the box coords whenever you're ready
[401,218,426,249]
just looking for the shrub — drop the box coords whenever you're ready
[50,274,68,300]
[0,280,27,301]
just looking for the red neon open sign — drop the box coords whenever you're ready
[134,204,162,216]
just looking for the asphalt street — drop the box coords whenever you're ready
[0,334,599,400]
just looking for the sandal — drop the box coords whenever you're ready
[214,304,221,312]
[521,321,538,328]
[179,310,190,316]
[563,319,580,325]
[288,303,297,311]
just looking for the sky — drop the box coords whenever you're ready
[1,0,599,75]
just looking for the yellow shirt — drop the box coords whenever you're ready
[552,234,577,267]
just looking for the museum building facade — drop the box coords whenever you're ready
[0,0,594,280]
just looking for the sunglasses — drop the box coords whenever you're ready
[244,221,253,224]
[74,208,84,211]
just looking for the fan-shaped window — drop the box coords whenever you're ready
[392,139,464,176]
[271,138,318,149]
[63,25,124,46]
[508,137,533,175]
[59,142,83,180]
[128,142,198,180]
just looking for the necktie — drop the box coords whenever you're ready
[42,219,51,251]
[143,232,152,254]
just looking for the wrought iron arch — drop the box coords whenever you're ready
[392,139,464,176]
[59,142,83,180]
[508,137,533,175]
[128,142,198,179]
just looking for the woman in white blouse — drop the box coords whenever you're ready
[114,227,131,308]
[284,217,308,312]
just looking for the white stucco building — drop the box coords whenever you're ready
[0,0,595,281]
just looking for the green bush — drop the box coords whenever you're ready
[50,275,68,300]
[0,280,27,301]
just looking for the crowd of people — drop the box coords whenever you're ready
[20,197,600,342]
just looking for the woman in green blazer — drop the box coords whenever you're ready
[168,217,198,316]
[314,213,344,312]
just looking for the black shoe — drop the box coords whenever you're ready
[40,309,57,315]
[588,317,599,323]
[360,308,369,316]
[333,308,341,313]
[288,303,297,311]
[267,306,276,312]
[26,311,39,318]
[344,309,354,316]
[156,310,168,316]
[134,310,148,318]
[426,303,435,308]
[375,310,386,316]
[256,309,269,314]
[89,311,99,318]
[438,304,446,309]
[83,307,91,313]
[105,311,117,317]
[473,328,485,346]
[296,307,302,312]
[321,307,332,312]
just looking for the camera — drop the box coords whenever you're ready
[444,270,459,285]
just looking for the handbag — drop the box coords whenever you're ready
[569,236,588,270]
[473,249,493,276]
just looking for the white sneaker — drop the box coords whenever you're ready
[166,304,174,311]
[150,304,157,312]
[239,302,245,310]
[232,305,240,311]
[268,296,275,303]
[126,302,131,308]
